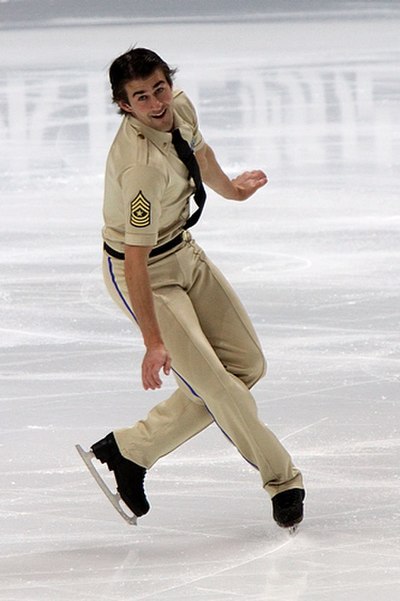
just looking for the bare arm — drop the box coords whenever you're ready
[124,245,171,390]
[195,143,268,200]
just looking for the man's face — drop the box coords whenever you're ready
[118,68,174,132]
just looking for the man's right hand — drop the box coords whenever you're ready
[141,344,172,390]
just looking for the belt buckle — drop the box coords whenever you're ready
[182,230,192,243]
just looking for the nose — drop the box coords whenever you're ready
[150,95,163,111]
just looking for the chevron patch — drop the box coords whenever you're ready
[130,191,151,228]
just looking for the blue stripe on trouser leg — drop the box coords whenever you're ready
[107,256,201,399]
[106,255,259,471]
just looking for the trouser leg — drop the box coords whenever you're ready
[102,253,214,468]
[114,388,213,469]
[152,284,303,496]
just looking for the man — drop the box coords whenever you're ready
[84,47,305,530]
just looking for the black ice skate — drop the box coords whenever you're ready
[76,432,149,525]
[272,488,305,534]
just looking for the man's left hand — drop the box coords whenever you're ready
[231,170,268,200]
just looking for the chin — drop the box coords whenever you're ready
[161,119,174,132]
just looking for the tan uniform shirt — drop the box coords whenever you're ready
[102,90,205,253]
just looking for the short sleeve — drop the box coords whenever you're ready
[173,91,206,153]
[121,165,167,247]
[185,96,205,152]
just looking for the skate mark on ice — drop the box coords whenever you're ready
[281,417,329,442]
[131,537,293,600]
[0,386,134,404]
[268,377,381,403]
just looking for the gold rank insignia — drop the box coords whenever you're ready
[130,191,151,228]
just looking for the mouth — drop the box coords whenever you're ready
[151,108,167,120]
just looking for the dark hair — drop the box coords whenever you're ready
[109,47,177,114]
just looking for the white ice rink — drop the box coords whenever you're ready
[1,2,399,600]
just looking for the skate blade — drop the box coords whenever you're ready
[75,444,137,526]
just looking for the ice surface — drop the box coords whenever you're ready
[1,3,399,600]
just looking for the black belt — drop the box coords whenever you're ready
[103,232,186,260]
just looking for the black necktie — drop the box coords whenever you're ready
[171,128,206,230]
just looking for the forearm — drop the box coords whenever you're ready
[196,144,268,201]
[124,245,171,390]
[124,245,163,349]
[196,144,240,200]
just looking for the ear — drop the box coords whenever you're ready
[118,100,134,114]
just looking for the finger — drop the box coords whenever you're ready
[250,171,268,184]
[237,172,267,190]
[246,175,267,190]
[148,367,162,389]
[143,375,161,391]
[142,368,153,390]
[254,176,268,189]
[250,169,267,179]
[142,363,161,390]
[241,170,266,180]
[163,354,172,376]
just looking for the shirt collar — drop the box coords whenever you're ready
[127,109,191,154]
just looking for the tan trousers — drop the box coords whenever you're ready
[102,238,303,497]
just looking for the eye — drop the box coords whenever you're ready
[137,94,148,102]
[155,86,165,96]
